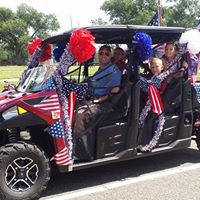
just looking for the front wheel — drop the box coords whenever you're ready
[0,142,50,200]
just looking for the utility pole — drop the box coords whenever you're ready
[70,15,73,29]
[158,0,162,26]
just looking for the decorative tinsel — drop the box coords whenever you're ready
[134,32,153,61]
[27,38,52,62]
[53,45,75,159]
[27,48,43,68]
[138,113,165,152]
[26,29,96,164]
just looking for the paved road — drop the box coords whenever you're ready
[40,141,200,200]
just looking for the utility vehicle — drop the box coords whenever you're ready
[0,25,200,200]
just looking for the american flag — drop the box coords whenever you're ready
[148,84,164,115]
[33,94,60,112]
[148,12,159,26]
[49,91,77,166]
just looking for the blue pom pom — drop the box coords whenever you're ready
[53,42,66,62]
[133,32,153,61]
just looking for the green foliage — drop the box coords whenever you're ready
[0,4,60,65]
[164,0,200,27]
[91,17,108,25]
[101,0,157,25]
[100,0,200,27]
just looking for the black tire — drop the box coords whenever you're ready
[0,142,50,200]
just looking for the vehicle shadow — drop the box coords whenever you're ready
[41,145,200,198]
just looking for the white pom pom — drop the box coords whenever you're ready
[179,29,200,54]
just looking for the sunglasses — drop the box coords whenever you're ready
[99,51,110,56]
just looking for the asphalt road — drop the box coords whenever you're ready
[40,141,200,200]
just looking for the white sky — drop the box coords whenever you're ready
[0,0,167,34]
[0,0,109,33]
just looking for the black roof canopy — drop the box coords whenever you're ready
[42,25,186,46]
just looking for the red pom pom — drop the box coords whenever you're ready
[39,44,52,62]
[27,38,51,62]
[27,38,42,55]
[69,29,96,63]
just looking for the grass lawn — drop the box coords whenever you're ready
[0,66,26,79]
[0,65,99,91]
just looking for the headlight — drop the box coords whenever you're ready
[2,106,18,120]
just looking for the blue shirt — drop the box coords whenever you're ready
[88,62,122,96]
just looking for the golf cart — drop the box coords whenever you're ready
[0,25,200,200]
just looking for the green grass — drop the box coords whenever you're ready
[0,66,26,79]
[0,65,99,91]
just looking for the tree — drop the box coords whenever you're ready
[91,17,108,25]
[100,0,158,25]
[164,0,200,27]
[0,4,60,65]
[100,0,200,27]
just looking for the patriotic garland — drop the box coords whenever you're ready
[138,58,182,151]
[135,31,192,152]
[53,45,74,159]
[26,29,96,165]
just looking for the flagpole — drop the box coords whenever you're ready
[158,0,162,26]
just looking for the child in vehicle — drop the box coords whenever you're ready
[162,42,188,77]
[140,57,167,110]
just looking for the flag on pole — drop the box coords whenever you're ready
[157,0,162,26]
[148,12,159,26]
[148,0,162,26]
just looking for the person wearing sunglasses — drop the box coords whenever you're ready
[74,45,122,161]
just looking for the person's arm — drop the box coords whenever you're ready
[96,86,120,102]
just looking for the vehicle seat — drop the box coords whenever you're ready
[162,79,182,114]
[98,75,131,126]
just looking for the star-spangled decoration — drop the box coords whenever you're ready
[193,83,200,103]
[40,76,57,90]
[62,78,88,101]
[48,119,65,138]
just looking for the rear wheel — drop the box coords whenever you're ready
[0,142,50,200]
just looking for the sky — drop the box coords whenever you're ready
[0,0,167,34]
[0,0,109,33]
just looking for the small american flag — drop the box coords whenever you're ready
[51,146,72,166]
[49,92,77,166]
[148,12,159,26]
[148,84,164,115]
[49,119,72,165]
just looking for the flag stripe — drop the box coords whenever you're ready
[148,84,164,115]
[51,92,77,166]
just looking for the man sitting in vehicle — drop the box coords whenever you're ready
[73,45,122,160]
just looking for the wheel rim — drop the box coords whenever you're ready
[5,157,39,192]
